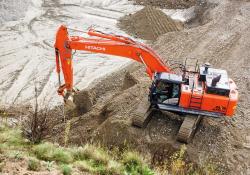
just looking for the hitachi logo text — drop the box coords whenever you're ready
[85,46,106,51]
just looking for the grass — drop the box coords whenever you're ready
[80,144,110,164]
[27,158,41,171]
[31,140,153,174]
[33,142,55,161]
[61,164,72,175]
[33,142,73,163]
[170,145,187,175]
[122,151,154,175]
[74,160,95,172]
[52,148,74,164]
[0,126,28,147]
[0,126,220,175]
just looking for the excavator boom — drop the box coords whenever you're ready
[54,25,170,96]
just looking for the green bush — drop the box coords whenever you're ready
[61,164,72,175]
[52,148,73,164]
[107,160,122,174]
[27,158,40,171]
[71,144,110,165]
[33,142,55,161]
[0,127,27,146]
[33,143,73,164]
[74,160,95,172]
[122,151,154,175]
[70,147,86,161]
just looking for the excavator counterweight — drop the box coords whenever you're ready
[54,25,238,143]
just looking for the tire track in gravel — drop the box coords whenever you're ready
[35,65,55,98]
[0,59,30,97]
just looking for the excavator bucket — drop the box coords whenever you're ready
[64,98,77,114]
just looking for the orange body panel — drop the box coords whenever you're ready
[201,93,229,114]
[179,78,238,117]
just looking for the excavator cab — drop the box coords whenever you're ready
[150,73,183,106]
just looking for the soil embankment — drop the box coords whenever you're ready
[129,0,196,9]
[119,6,183,40]
[49,0,250,174]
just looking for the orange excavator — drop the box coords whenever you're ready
[54,25,238,143]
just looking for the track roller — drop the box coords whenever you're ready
[177,115,202,143]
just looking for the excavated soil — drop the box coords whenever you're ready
[119,6,183,40]
[129,0,196,9]
[48,0,250,174]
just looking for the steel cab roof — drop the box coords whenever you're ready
[155,72,183,84]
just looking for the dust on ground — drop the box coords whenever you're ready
[48,0,250,174]
[118,6,183,40]
[129,0,196,9]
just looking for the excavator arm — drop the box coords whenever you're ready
[54,25,170,98]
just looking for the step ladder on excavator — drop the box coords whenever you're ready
[177,58,203,143]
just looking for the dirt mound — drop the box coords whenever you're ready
[130,0,196,9]
[119,6,183,40]
[74,90,97,114]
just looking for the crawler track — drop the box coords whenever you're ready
[177,115,202,143]
[132,98,153,128]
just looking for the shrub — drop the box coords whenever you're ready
[33,142,55,161]
[70,147,86,161]
[84,144,110,165]
[71,144,110,165]
[22,86,60,143]
[107,160,122,174]
[61,164,72,175]
[33,142,74,164]
[52,148,73,164]
[122,151,154,175]
[74,160,95,172]
[27,158,40,171]
[0,127,27,146]
[170,145,187,175]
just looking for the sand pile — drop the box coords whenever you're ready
[130,0,196,9]
[119,6,183,40]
